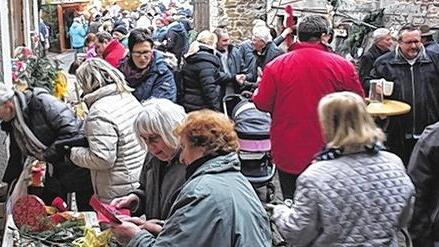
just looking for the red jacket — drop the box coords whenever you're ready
[253,43,364,174]
[103,39,126,68]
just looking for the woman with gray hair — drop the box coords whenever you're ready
[110,98,187,231]
[70,58,146,203]
[269,92,414,246]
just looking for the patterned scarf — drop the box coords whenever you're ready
[11,95,47,161]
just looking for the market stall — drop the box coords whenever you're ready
[41,0,90,52]
[0,160,118,246]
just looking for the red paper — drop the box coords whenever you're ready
[89,195,130,224]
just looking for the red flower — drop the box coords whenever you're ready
[21,47,33,58]
[12,72,18,81]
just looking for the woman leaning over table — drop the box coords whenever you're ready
[112,110,272,247]
[110,98,187,233]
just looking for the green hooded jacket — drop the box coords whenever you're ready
[127,152,272,247]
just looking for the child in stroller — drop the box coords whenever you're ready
[223,94,276,203]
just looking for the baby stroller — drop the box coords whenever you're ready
[223,94,276,203]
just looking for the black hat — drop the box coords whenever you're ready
[113,25,128,36]
[420,25,434,37]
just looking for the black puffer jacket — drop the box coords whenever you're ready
[2,88,92,202]
[181,45,221,112]
[358,44,389,89]
[408,121,439,247]
[369,48,439,163]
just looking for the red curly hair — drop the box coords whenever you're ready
[174,110,239,154]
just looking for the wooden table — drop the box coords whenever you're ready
[367,99,411,117]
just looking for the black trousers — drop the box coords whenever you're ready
[278,169,299,200]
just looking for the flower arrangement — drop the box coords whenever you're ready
[11,42,68,100]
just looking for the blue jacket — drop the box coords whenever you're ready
[152,27,168,42]
[68,21,87,48]
[118,51,177,102]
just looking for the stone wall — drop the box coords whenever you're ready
[210,0,267,41]
[209,0,439,42]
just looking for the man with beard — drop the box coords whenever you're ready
[369,25,439,165]
[214,28,246,97]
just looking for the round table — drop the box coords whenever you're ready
[366,99,411,117]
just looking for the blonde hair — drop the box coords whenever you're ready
[185,30,217,57]
[76,58,133,94]
[135,98,187,150]
[174,110,239,154]
[318,92,384,149]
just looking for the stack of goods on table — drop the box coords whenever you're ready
[9,195,114,246]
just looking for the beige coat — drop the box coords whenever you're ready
[71,84,146,203]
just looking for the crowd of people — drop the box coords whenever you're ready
[3,1,439,246]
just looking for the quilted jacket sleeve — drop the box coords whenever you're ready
[70,109,118,170]
[271,174,320,246]
[252,65,276,113]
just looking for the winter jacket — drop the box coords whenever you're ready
[2,88,92,202]
[253,43,365,174]
[68,21,88,49]
[152,27,168,42]
[272,150,415,247]
[131,152,186,220]
[239,40,255,78]
[358,43,389,89]
[425,41,439,54]
[127,153,272,247]
[88,20,101,34]
[102,39,126,68]
[165,22,188,64]
[70,84,146,203]
[369,47,439,163]
[118,51,177,102]
[217,45,244,96]
[244,41,284,83]
[408,121,439,247]
[181,45,221,112]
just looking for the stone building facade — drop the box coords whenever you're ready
[208,0,439,41]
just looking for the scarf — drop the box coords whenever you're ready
[11,95,47,161]
[119,56,152,88]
